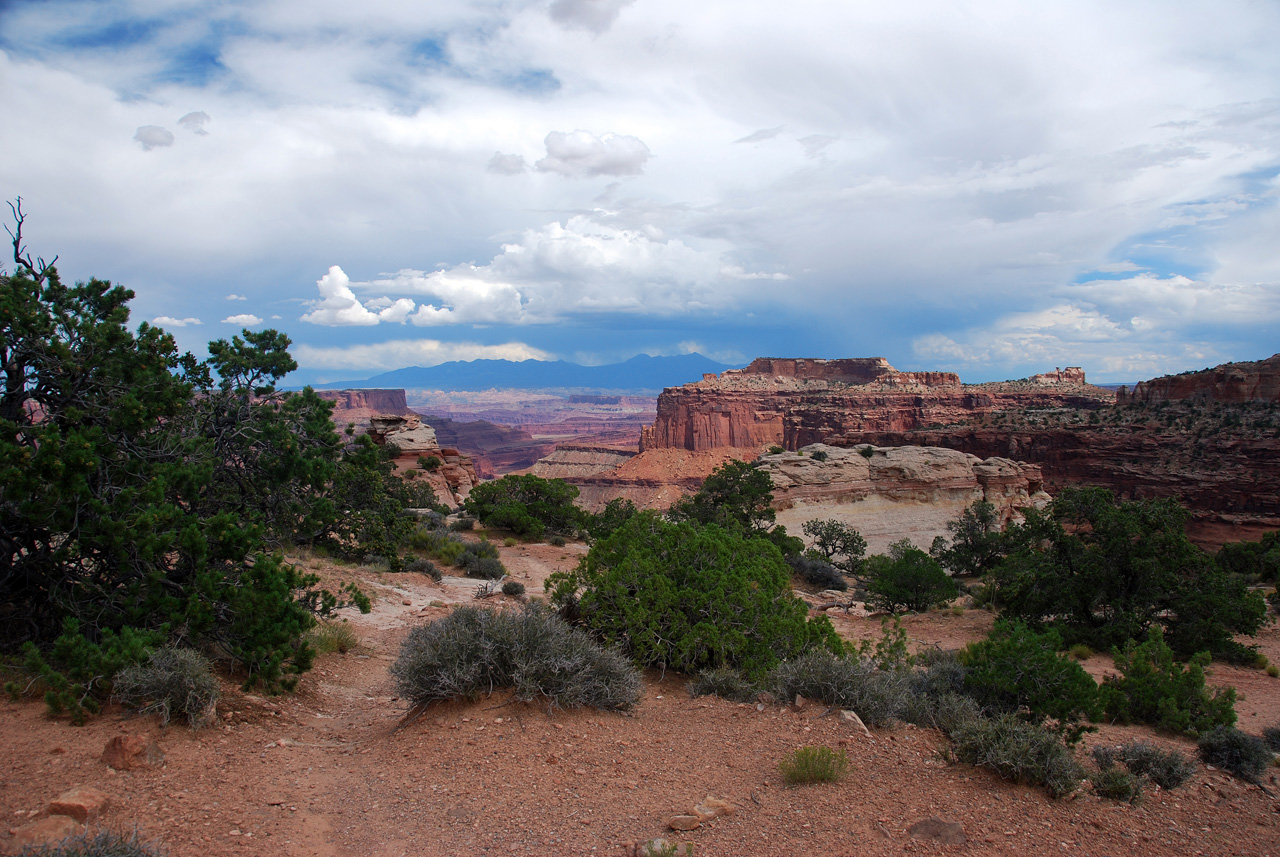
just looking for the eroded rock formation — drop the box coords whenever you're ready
[762,443,1050,554]
[365,413,479,507]
[641,357,1110,452]
[1117,354,1280,405]
[316,389,413,428]
[525,445,637,481]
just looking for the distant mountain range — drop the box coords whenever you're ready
[311,353,743,392]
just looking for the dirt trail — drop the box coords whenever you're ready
[4,539,1280,857]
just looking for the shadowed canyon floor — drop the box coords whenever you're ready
[4,537,1280,857]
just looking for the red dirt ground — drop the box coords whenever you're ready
[4,537,1279,857]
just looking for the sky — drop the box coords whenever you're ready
[1,0,1278,385]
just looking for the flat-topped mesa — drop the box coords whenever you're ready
[1117,354,1280,405]
[641,357,1102,453]
[316,389,412,422]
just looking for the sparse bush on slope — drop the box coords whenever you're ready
[390,605,641,712]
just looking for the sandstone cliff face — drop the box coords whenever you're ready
[641,358,1109,452]
[1118,354,1280,405]
[762,444,1050,554]
[365,413,480,507]
[525,445,637,481]
[317,389,413,428]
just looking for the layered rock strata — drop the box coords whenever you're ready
[524,445,637,481]
[641,357,1110,452]
[1117,354,1280,405]
[365,413,480,507]
[762,443,1050,554]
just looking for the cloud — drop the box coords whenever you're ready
[344,214,776,326]
[222,313,264,325]
[535,130,651,177]
[133,126,174,150]
[486,152,528,175]
[151,316,203,327]
[292,338,554,371]
[912,273,1279,379]
[177,111,210,134]
[226,293,248,301]
[734,127,785,144]
[547,0,635,34]
[299,266,417,326]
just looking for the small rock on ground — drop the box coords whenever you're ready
[11,815,81,849]
[48,786,111,822]
[102,735,165,770]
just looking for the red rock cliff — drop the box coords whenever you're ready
[641,358,1108,452]
[1118,354,1280,405]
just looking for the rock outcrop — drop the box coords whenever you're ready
[525,445,637,481]
[641,357,1110,452]
[1117,354,1280,405]
[365,413,479,507]
[762,444,1050,554]
[316,389,414,429]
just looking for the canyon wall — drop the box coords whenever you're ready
[316,389,413,428]
[762,443,1050,554]
[1117,354,1280,405]
[640,357,1110,452]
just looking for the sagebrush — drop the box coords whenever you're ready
[111,647,219,728]
[390,605,641,711]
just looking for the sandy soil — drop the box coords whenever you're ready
[4,537,1280,857]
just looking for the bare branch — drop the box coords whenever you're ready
[6,197,57,284]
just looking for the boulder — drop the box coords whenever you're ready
[10,815,80,849]
[102,735,165,770]
[47,786,111,822]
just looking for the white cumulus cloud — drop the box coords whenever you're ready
[299,266,417,326]
[222,313,264,325]
[346,214,772,326]
[535,130,651,177]
[133,126,174,151]
[151,316,203,327]
[177,111,211,134]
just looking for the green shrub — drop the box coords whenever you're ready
[768,650,911,726]
[864,540,957,613]
[307,621,361,655]
[112,647,220,728]
[801,519,867,576]
[1117,741,1197,789]
[548,513,842,678]
[449,516,476,531]
[1068,643,1094,661]
[688,667,758,702]
[389,605,641,712]
[463,474,584,539]
[858,446,875,459]
[418,455,443,471]
[787,554,847,591]
[1262,725,1280,751]
[949,713,1084,798]
[405,557,443,582]
[904,691,983,737]
[778,745,848,784]
[549,535,568,547]
[991,487,1266,663]
[456,540,506,579]
[584,498,639,543]
[503,537,519,547]
[15,829,165,857]
[960,621,1100,742]
[1090,766,1141,802]
[502,580,526,598]
[1198,726,1272,782]
[810,450,829,462]
[1100,626,1236,735]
